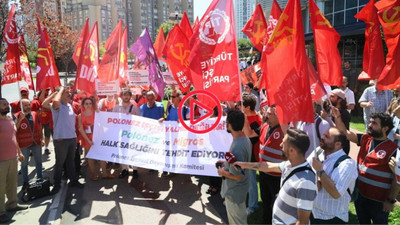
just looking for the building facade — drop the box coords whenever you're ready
[61,0,193,44]
[234,0,256,39]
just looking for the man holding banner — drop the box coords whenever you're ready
[216,109,251,225]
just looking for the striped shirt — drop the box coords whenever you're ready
[312,149,358,222]
[273,161,317,225]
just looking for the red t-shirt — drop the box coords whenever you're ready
[0,117,18,161]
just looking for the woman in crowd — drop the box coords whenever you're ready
[78,97,113,180]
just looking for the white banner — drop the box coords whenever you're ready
[127,70,150,86]
[162,72,178,86]
[95,79,119,95]
[87,112,232,176]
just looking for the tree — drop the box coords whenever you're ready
[19,0,78,77]
[0,1,8,59]
[238,38,253,58]
[157,21,175,38]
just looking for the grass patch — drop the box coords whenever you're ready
[350,115,365,132]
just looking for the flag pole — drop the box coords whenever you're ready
[17,81,24,114]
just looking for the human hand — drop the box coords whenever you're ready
[18,152,25,162]
[383,200,395,213]
[312,157,323,172]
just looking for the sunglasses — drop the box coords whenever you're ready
[171,96,178,98]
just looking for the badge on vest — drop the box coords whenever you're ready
[273,132,280,139]
[376,150,387,159]
[21,123,28,129]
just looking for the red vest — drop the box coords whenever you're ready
[357,134,397,202]
[15,111,42,148]
[259,124,284,176]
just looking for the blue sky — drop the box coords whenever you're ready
[193,0,213,20]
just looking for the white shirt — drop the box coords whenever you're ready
[344,87,355,113]
[310,149,358,222]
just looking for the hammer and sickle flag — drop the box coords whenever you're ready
[375,0,400,90]
[309,0,343,86]
[261,0,314,124]
[355,0,385,81]
[74,21,99,96]
[36,18,61,90]
[163,24,193,93]
[242,4,268,52]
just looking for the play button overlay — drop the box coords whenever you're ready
[178,90,222,134]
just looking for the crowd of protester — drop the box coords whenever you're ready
[1,59,400,224]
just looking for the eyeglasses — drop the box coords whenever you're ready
[171,96,178,98]
[84,103,93,105]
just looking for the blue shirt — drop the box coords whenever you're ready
[51,102,76,139]
[166,104,190,121]
[359,86,393,125]
[140,102,164,119]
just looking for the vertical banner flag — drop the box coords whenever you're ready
[18,35,34,90]
[263,0,314,124]
[242,4,268,52]
[75,22,99,95]
[97,20,123,83]
[130,28,166,98]
[309,0,343,86]
[2,4,21,86]
[375,0,400,90]
[355,0,385,81]
[119,26,128,85]
[189,0,241,102]
[307,58,327,102]
[73,19,89,67]
[180,12,193,39]
[36,18,61,90]
[193,16,200,29]
[163,24,193,93]
[153,26,166,61]
[258,0,282,90]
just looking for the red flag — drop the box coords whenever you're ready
[18,35,34,90]
[307,59,327,102]
[153,26,165,61]
[240,62,261,86]
[163,25,193,93]
[355,0,385,81]
[75,22,99,95]
[193,16,200,29]
[375,0,400,90]
[73,19,89,66]
[262,0,314,124]
[309,0,343,86]
[258,0,282,90]
[36,18,61,90]
[1,4,21,86]
[180,12,193,39]
[189,0,241,102]
[242,4,268,52]
[119,26,128,85]
[97,20,123,83]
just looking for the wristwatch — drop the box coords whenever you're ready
[317,170,325,177]
[387,198,396,204]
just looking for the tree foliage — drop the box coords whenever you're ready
[19,0,78,73]
[238,38,253,58]
[157,21,175,38]
[0,1,9,59]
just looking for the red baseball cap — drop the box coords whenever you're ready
[20,87,29,92]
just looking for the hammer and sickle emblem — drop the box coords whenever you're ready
[37,47,50,66]
[316,10,332,28]
[268,13,295,44]
[382,6,400,32]
[170,43,190,67]
[250,20,267,44]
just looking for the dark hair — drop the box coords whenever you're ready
[242,93,257,111]
[371,113,394,135]
[344,60,351,64]
[286,128,310,155]
[245,82,254,89]
[332,128,347,148]
[81,97,95,108]
[338,97,347,110]
[226,109,245,131]
[0,98,6,101]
